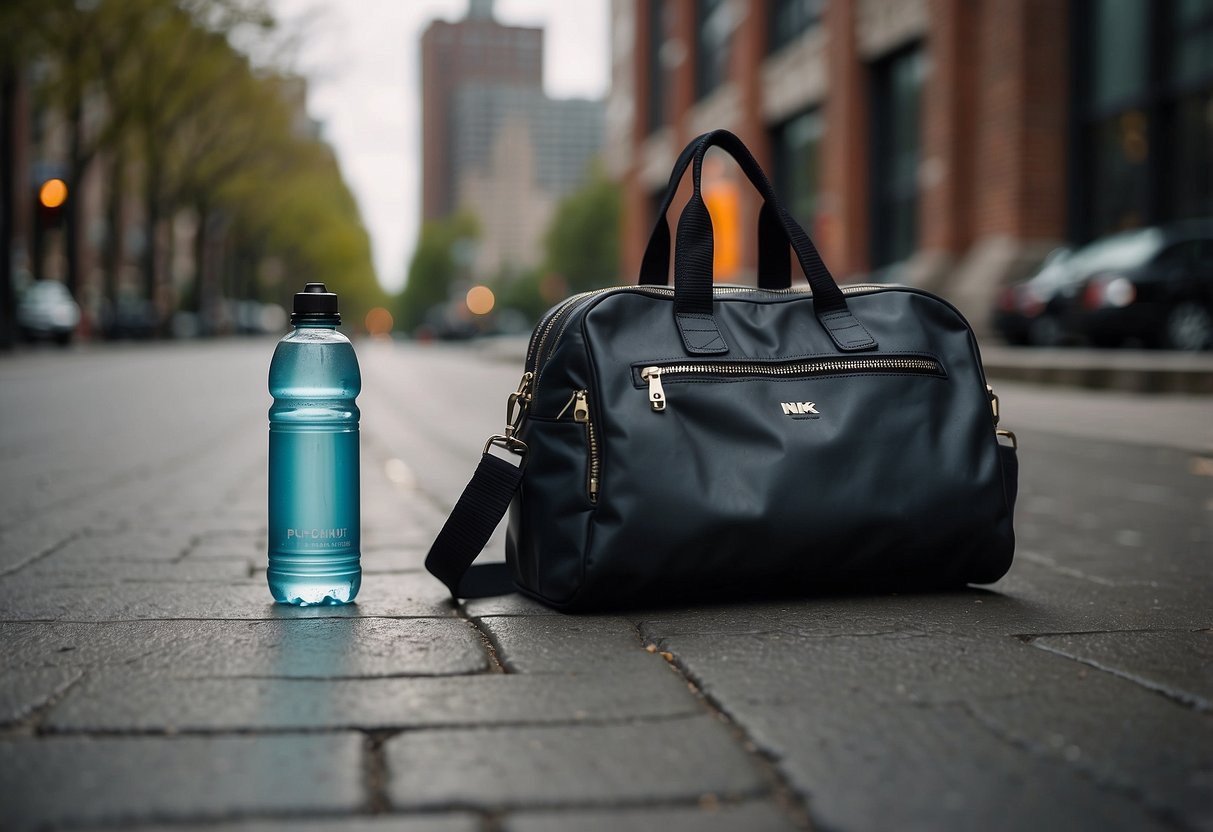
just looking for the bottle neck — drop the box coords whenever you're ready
[293,317,340,330]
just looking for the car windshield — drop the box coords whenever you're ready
[24,282,70,301]
[1068,228,1165,275]
[1026,248,1075,292]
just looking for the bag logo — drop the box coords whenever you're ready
[781,402,820,419]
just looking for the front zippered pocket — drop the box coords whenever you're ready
[557,390,601,501]
[636,355,945,411]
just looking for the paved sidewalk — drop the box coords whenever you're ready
[1,341,1210,831]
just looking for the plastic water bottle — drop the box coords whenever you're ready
[267,283,361,605]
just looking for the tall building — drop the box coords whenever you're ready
[419,0,544,221]
[419,1,606,279]
[608,0,1213,330]
[453,84,604,277]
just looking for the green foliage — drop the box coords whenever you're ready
[488,169,622,327]
[543,168,622,294]
[396,213,479,334]
[8,0,382,330]
[492,268,548,324]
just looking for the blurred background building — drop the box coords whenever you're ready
[607,0,1213,329]
[420,0,605,282]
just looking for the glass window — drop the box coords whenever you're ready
[695,0,734,99]
[1074,0,1213,240]
[1152,240,1200,271]
[1171,0,1213,86]
[770,110,824,227]
[768,0,825,54]
[1091,0,1150,110]
[870,46,926,269]
[646,0,668,132]
[1171,89,1213,220]
[1089,109,1151,234]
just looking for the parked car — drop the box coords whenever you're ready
[17,280,80,346]
[1064,221,1213,350]
[994,223,1213,350]
[101,295,158,340]
[992,247,1077,346]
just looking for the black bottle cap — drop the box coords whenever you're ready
[291,283,340,324]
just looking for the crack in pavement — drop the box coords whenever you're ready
[1028,640,1211,713]
[627,621,812,831]
[957,700,1202,832]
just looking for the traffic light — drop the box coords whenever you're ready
[37,178,68,228]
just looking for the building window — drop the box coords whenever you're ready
[770,109,824,229]
[869,45,926,270]
[646,0,670,133]
[768,0,824,54]
[695,0,735,100]
[1072,0,1213,240]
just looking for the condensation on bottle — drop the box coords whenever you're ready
[267,283,361,605]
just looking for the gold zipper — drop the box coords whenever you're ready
[558,389,600,501]
[526,283,898,384]
[639,356,944,412]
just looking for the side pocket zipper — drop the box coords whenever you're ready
[558,390,600,502]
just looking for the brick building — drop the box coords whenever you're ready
[419,0,544,222]
[607,0,1213,328]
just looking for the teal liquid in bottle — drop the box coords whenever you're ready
[267,283,361,605]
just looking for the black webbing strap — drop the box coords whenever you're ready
[639,134,791,289]
[640,132,790,289]
[424,452,523,599]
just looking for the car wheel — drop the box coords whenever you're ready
[1165,302,1213,351]
[54,331,72,347]
[1027,315,1064,347]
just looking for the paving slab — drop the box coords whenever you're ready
[747,700,1176,832]
[385,716,768,810]
[0,734,364,832]
[184,531,267,561]
[8,556,253,587]
[501,801,801,832]
[0,617,488,678]
[475,615,660,673]
[635,562,1211,642]
[44,668,701,732]
[463,594,560,618]
[0,572,455,621]
[654,629,1212,830]
[111,817,482,832]
[1030,629,1213,711]
[0,665,81,724]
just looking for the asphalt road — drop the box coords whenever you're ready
[0,338,1210,832]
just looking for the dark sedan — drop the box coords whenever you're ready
[992,248,1078,346]
[1064,222,1213,351]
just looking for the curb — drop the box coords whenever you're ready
[979,346,1213,395]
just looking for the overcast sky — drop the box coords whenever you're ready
[268,0,611,294]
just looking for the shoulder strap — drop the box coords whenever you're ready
[424,452,523,599]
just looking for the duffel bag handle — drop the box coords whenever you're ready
[639,134,790,289]
[669,130,877,355]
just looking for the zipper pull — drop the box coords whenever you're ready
[573,391,590,423]
[557,389,591,422]
[641,367,666,412]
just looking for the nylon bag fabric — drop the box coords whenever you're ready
[427,130,1019,611]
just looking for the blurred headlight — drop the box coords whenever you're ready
[1103,276,1136,308]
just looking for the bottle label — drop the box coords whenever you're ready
[268,430,360,556]
[285,527,352,548]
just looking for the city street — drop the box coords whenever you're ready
[1,339,1210,831]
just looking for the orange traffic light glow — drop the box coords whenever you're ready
[364,306,394,336]
[466,285,495,316]
[39,179,68,209]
